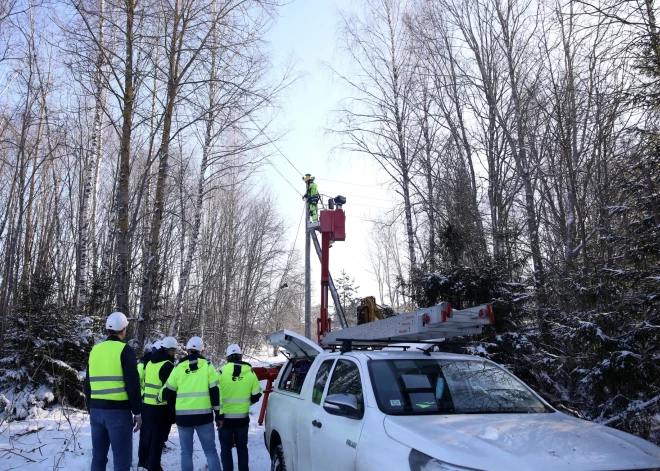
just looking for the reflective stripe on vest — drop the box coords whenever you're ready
[89,340,128,401]
[168,358,216,416]
[219,363,260,418]
[137,362,146,395]
[143,360,172,405]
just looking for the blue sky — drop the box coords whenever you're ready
[262,0,398,302]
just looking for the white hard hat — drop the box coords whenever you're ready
[153,340,163,350]
[162,337,178,349]
[186,337,204,351]
[226,344,242,356]
[106,312,128,331]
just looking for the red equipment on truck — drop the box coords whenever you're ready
[252,189,494,425]
[253,194,347,424]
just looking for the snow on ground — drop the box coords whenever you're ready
[0,397,271,470]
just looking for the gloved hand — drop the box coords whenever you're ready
[133,414,142,433]
[215,419,223,430]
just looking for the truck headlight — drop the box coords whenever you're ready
[409,449,484,471]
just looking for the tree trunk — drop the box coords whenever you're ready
[114,0,137,316]
[77,6,105,312]
[137,0,183,349]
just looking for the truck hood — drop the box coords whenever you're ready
[384,413,660,471]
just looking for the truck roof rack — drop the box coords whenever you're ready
[320,302,494,347]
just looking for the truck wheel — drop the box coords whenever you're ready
[271,442,287,471]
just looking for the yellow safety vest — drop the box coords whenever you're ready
[144,360,172,405]
[160,357,219,417]
[137,362,146,395]
[219,363,262,419]
[307,182,318,199]
[89,340,128,401]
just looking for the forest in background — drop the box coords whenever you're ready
[330,0,660,444]
[0,0,307,416]
[1,0,659,445]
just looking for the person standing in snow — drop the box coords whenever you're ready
[138,340,162,397]
[217,344,263,471]
[137,339,163,468]
[159,336,222,471]
[138,337,177,470]
[84,312,142,471]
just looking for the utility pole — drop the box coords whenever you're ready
[305,219,311,340]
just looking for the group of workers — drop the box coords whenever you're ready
[84,312,263,471]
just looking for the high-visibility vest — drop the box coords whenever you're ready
[89,340,128,401]
[160,357,219,417]
[144,360,172,405]
[137,362,146,395]
[219,363,262,419]
[307,183,318,200]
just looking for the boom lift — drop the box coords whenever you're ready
[253,184,494,425]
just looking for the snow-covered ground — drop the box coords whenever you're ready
[0,396,271,470]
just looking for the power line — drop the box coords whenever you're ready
[315,177,387,190]
[322,191,393,203]
[271,141,303,177]
[341,201,393,210]
[268,160,301,196]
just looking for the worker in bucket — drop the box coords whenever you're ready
[84,311,142,471]
[217,344,263,471]
[303,173,319,223]
[138,336,177,470]
[159,336,221,471]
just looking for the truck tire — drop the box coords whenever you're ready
[271,442,287,471]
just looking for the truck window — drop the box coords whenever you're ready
[278,358,313,394]
[312,359,335,405]
[327,359,364,411]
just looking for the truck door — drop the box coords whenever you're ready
[296,358,336,470]
[266,330,323,469]
[309,359,366,471]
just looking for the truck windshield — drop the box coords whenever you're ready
[368,359,547,415]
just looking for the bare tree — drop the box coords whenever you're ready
[330,0,421,284]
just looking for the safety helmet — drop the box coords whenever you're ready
[153,340,163,350]
[162,337,178,349]
[303,173,315,183]
[105,312,129,331]
[186,336,204,351]
[226,344,242,356]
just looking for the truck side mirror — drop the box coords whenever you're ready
[323,393,363,419]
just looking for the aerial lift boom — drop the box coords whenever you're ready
[253,187,494,425]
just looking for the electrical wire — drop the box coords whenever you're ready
[322,191,393,203]
[271,141,303,177]
[268,160,301,196]
[315,177,387,190]
[277,202,306,297]
[342,201,393,210]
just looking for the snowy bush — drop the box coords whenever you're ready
[0,276,90,420]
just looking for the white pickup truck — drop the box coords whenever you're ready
[263,330,660,471]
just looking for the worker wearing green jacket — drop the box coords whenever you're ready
[303,174,319,223]
[84,312,142,471]
[159,336,221,471]
[217,344,263,471]
[138,337,177,471]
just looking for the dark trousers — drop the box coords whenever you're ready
[218,425,249,471]
[90,408,133,471]
[138,404,172,470]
